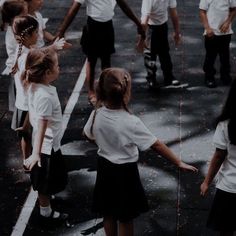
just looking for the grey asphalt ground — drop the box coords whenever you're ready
[1,0,236,235]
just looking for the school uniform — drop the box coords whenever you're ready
[84,106,157,222]
[75,0,116,60]
[207,120,236,231]
[11,46,29,137]
[141,0,177,82]
[2,26,17,112]
[28,83,67,195]
[199,0,236,82]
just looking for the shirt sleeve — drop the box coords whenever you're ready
[199,0,208,10]
[74,0,85,4]
[213,122,228,150]
[229,0,236,8]
[36,96,53,120]
[83,110,95,140]
[132,117,157,151]
[141,0,152,22]
[169,0,177,9]
[36,12,46,30]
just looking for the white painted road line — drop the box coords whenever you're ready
[10,62,87,236]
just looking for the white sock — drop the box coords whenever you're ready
[40,206,52,217]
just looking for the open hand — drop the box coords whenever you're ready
[24,154,41,171]
[178,161,198,172]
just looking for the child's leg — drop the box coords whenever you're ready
[100,54,111,70]
[86,56,97,96]
[21,136,31,160]
[103,216,118,236]
[118,220,133,236]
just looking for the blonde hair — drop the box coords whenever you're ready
[90,67,132,134]
[21,48,57,85]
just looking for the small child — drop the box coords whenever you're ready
[25,0,54,47]
[200,80,236,236]
[140,0,181,89]
[83,67,197,236]
[56,0,145,106]
[23,48,68,225]
[1,0,28,111]
[199,0,236,88]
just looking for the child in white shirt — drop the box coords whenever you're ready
[84,67,197,236]
[200,79,236,236]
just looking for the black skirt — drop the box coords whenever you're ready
[92,156,149,222]
[80,16,115,57]
[207,188,236,231]
[30,149,68,195]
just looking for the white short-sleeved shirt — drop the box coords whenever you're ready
[199,0,236,35]
[141,0,177,25]
[2,26,18,75]
[213,120,236,193]
[14,46,29,111]
[30,11,46,48]
[75,0,116,22]
[84,106,157,164]
[28,83,63,155]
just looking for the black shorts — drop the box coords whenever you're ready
[207,188,236,231]
[92,156,149,222]
[80,16,115,58]
[30,149,68,195]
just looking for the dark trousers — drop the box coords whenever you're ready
[146,22,174,81]
[203,34,231,80]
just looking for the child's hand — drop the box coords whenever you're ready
[219,20,230,34]
[136,35,147,53]
[24,154,41,171]
[206,28,214,38]
[200,181,209,196]
[178,161,198,172]
[173,32,181,46]
[53,37,72,50]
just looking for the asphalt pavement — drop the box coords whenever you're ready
[1,0,236,235]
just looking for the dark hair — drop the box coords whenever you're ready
[90,67,132,135]
[217,79,236,144]
[11,15,38,73]
[1,0,27,29]
[21,48,57,84]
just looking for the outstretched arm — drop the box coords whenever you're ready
[200,148,227,196]
[169,7,181,45]
[151,140,198,172]
[56,1,81,38]
[116,0,145,39]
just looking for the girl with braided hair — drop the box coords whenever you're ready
[83,67,197,236]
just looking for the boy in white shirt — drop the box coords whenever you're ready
[141,0,181,88]
[199,0,236,88]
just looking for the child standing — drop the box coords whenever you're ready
[25,0,54,48]
[83,67,198,236]
[1,0,28,111]
[56,0,145,106]
[199,0,236,88]
[200,80,236,236]
[140,0,181,89]
[23,48,68,224]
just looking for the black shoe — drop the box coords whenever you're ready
[39,211,69,228]
[205,79,217,88]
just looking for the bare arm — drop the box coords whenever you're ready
[43,30,55,43]
[24,119,48,171]
[219,7,236,33]
[56,1,81,38]
[116,0,145,39]
[169,7,181,45]
[200,148,227,196]
[151,140,198,172]
[199,9,214,37]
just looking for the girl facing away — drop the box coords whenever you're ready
[24,0,55,48]
[23,48,68,226]
[83,67,198,236]
[200,80,236,236]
